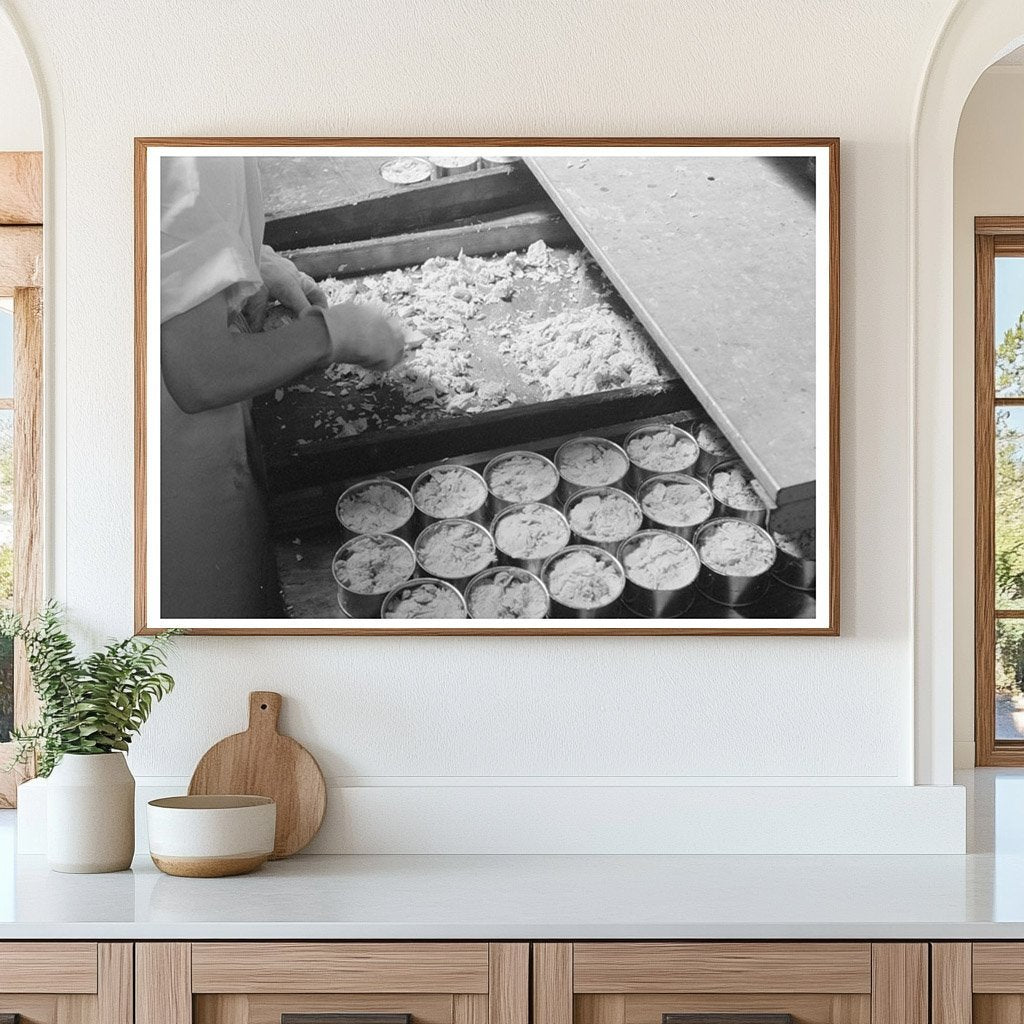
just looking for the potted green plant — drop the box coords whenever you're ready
[2,603,178,873]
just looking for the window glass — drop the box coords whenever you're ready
[996,257,1024,396]
[997,407,1024,610]
[0,307,12,400]
[997,620,1024,741]
[993,255,1024,745]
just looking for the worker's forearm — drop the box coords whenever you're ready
[162,297,332,414]
[180,317,331,413]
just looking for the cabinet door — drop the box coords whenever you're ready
[0,942,131,1024]
[137,943,528,1024]
[533,944,928,1024]
[940,943,1024,1024]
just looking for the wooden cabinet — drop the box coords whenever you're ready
[0,942,132,1024]
[931,943,1024,1024]
[0,938,955,1024]
[136,944,528,1024]
[532,944,928,1024]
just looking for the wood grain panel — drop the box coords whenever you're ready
[973,944,1024,992]
[196,996,248,1024]
[488,944,527,1024]
[576,996,625,1024]
[974,995,1024,1024]
[192,944,488,994]
[976,230,999,765]
[0,995,59,1024]
[573,944,872,994]
[534,945,572,1024]
[622,994,870,1024]
[993,237,1024,256]
[0,226,42,295]
[453,995,487,1024]
[831,996,873,1024]
[931,944,971,1024]
[870,945,927,1024]
[56,993,95,1024]
[136,943,192,1024]
[241,994,453,1024]
[977,218,1024,236]
[0,943,97,993]
[98,945,132,1024]
[0,153,42,225]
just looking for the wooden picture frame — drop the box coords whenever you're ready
[135,137,839,636]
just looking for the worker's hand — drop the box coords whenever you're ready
[310,302,406,372]
[259,245,329,315]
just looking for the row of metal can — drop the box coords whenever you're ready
[333,423,815,593]
[332,508,792,620]
[380,154,520,185]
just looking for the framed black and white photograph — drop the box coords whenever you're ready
[135,138,838,635]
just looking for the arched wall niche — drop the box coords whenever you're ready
[0,0,1017,805]
[914,1,1024,784]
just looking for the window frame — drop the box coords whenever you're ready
[975,217,1024,764]
[0,152,43,807]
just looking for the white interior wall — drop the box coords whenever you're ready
[952,66,1024,767]
[0,0,977,852]
[0,11,39,152]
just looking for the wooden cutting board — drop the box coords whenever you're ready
[188,691,327,859]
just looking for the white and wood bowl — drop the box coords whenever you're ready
[147,795,276,877]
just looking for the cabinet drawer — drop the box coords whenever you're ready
[0,943,130,1024]
[935,942,1024,1024]
[140,943,528,1024]
[0,942,98,994]
[191,943,491,994]
[534,944,925,1024]
[572,944,871,994]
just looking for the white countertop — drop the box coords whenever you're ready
[0,849,1020,941]
[1,769,1022,941]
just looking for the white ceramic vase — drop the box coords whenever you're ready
[46,752,135,873]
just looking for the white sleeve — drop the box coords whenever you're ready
[160,156,264,323]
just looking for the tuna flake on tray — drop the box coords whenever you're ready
[254,240,675,456]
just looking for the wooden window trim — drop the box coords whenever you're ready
[975,218,1024,765]
[0,152,43,807]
